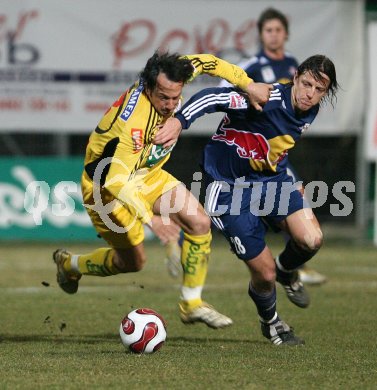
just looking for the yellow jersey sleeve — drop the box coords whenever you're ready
[182,54,253,90]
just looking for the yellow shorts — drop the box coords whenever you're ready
[81,169,180,249]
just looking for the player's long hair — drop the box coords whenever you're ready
[140,51,193,92]
[297,55,339,107]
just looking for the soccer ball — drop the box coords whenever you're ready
[119,308,167,353]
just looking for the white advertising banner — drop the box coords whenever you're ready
[365,22,377,160]
[0,0,364,134]
[364,22,377,245]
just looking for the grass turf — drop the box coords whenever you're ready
[1,235,377,389]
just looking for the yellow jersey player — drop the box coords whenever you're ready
[53,51,272,329]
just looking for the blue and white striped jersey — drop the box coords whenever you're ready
[175,83,319,183]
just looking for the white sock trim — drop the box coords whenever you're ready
[70,254,80,274]
[181,286,203,301]
[275,255,292,273]
[260,312,278,324]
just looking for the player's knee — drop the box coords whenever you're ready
[250,262,276,288]
[197,214,211,233]
[263,267,276,285]
[252,271,276,293]
[186,213,211,235]
[297,229,323,253]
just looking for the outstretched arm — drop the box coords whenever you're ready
[183,54,272,111]
[154,87,249,147]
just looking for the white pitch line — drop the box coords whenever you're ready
[0,285,144,294]
[2,280,377,294]
[332,266,377,275]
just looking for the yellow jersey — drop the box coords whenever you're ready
[83,54,253,223]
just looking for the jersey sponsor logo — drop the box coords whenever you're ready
[146,143,175,167]
[229,93,248,109]
[120,82,144,122]
[212,127,270,160]
[131,128,143,153]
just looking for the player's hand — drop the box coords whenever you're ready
[147,215,181,245]
[246,82,273,111]
[153,117,182,148]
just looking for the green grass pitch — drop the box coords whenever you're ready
[1,234,377,389]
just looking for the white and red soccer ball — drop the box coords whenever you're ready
[119,308,167,354]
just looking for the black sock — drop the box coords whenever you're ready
[278,239,318,272]
[248,283,277,323]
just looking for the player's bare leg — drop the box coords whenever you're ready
[53,243,147,294]
[154,184,233,329]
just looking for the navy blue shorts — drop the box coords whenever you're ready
[204,171,308,261]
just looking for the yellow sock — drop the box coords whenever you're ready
[180,231,212,312]
[63,248,121,276]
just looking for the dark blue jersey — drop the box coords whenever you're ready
[241,49,298,84]
[175,84,319,183]
[239,50,302,183]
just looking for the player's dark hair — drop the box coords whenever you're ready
[297,54,339,106]
[140,51,194,91]
[257,8,289,35]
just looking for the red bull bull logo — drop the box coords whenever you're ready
[212,128,270,161]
